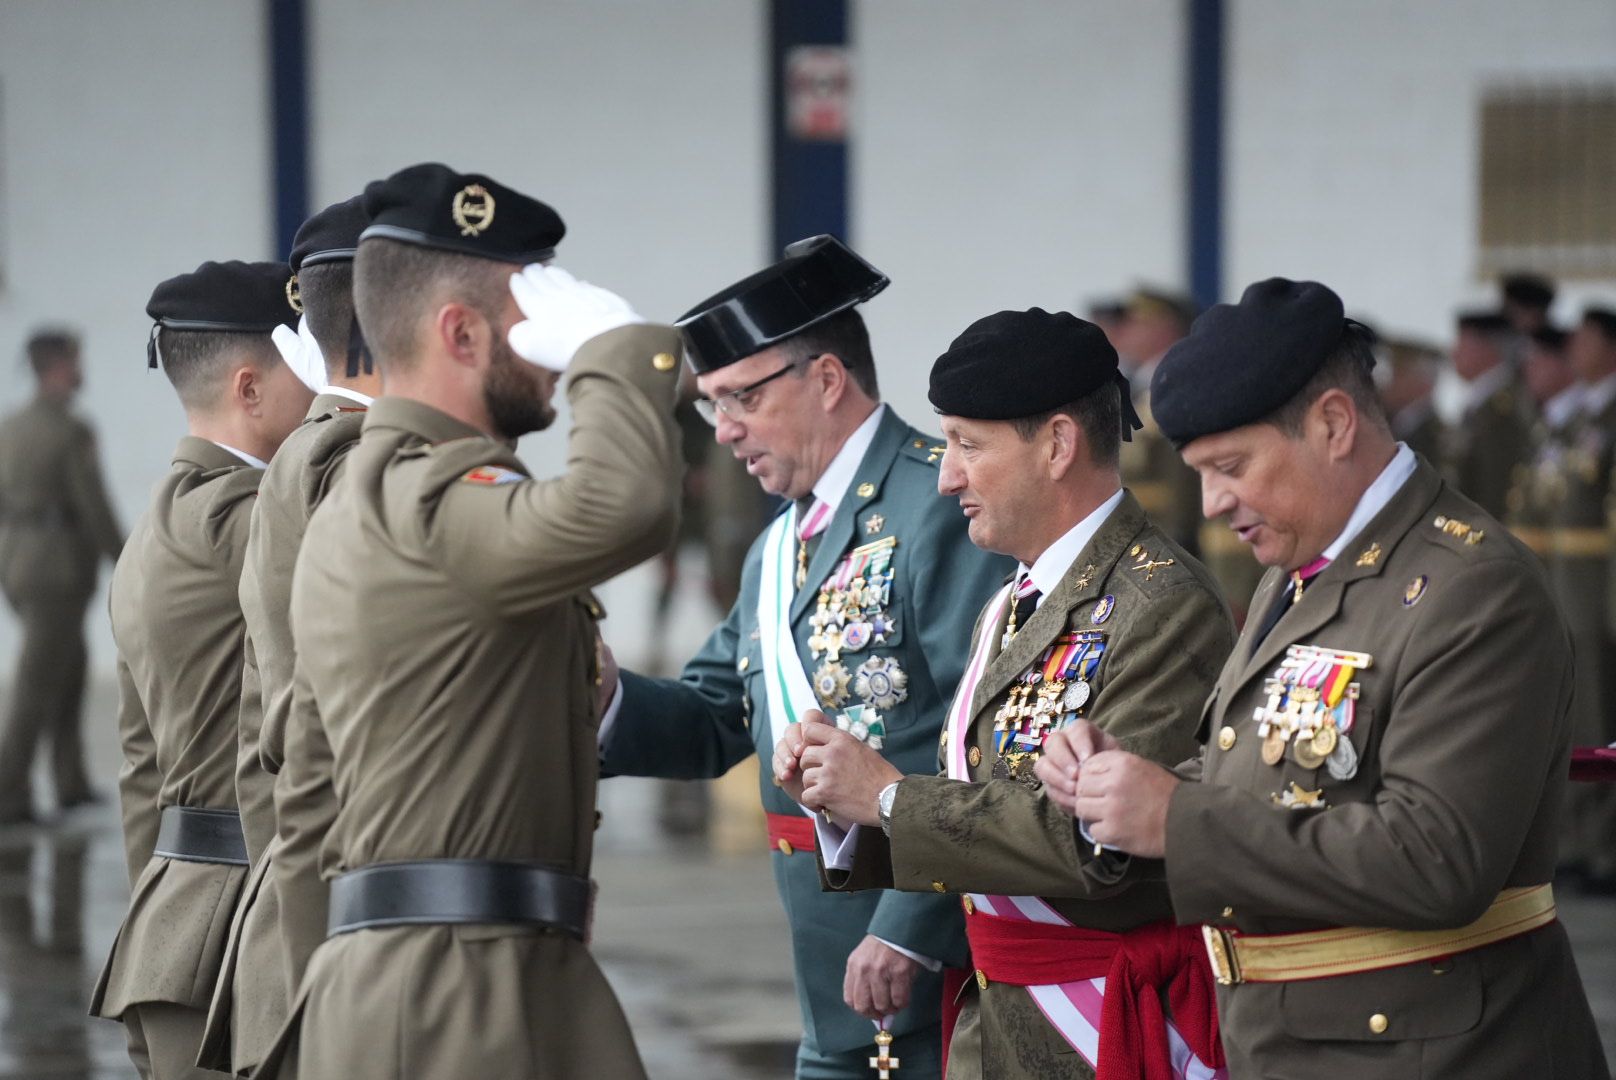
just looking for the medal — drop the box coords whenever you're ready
[1261,727,1288,766]
[1310,724,1338,759]
[868,1027,901,1078]
[854,656,909,710]
[835,704,888,750]
[841,621,874,653]
[1061,680,1090,712]
[813,661,851,708]
[1293,735,1327,770]
[1326,734,1359,780]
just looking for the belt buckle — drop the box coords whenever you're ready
[1202,924,1242,986]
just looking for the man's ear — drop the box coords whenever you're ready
[1047,412,1083,481]
[815,352,849,413]
[1313,388,1359,462]
[232,362,262,416]
[434,302,487,370]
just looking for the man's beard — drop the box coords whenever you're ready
[483,334,556,440]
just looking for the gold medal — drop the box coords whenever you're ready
[1310,724,1339,759]
[1261,727,1288,766]
[1293,736,1326,770]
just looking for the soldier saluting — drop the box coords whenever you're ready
[261,163,683,1079]
[1038,278,1608,1078]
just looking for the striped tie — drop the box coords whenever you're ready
[1004,575,1042,644]
[796,499,832,587]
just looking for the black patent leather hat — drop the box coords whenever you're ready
[677,235,890,372]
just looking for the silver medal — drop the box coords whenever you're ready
[1325,734,1359,781]
[1060,680,1091,712]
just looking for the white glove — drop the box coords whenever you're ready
[272,316,329,394]
[507,264,645,373]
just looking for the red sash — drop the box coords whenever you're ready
[765,812,817,855]
[964,910,1225,1080]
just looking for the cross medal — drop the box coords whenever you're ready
[869,1029,900,1077]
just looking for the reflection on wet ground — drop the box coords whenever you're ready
[2,783,1614,1080]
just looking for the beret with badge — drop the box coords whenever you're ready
[145,260,299,369]
[678,234,889,373]
[928,307,1142,438]
[360,162,565,265]
[1150,277,1361,448]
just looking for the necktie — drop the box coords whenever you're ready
[795,498,831,588]
[1250,556,1330,651]
[1004,576,1042,644]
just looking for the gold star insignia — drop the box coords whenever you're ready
[864,513,885,535]
[1355,542,1381,567]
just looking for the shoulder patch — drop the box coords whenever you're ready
[461,465,524,486]
[1432,514,1486,547]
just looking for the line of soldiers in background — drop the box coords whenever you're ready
[1095,272,1616,894]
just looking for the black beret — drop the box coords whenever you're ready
[929,308,1141,438]
[1529,325,1569,352]
[677,235,889,373]
[1456,309,1513,335]
[1150,277,1349,447]
[290,195,370,272]
[1502,272,1555,309]
[145,259,299,369]
[360,162,565,265]
[1585,307,1616,339]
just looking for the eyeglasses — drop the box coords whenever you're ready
[693,354,820,426]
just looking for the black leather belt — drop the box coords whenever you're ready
[153,806,249,865]
[327,860,594,940]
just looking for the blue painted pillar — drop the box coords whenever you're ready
[770,0,851,254]
[1186,0,1225,308]
[269,0,310,260]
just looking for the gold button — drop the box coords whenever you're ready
[652,351,677,372]
[967,746,982,768]
[857,482,876,497]
[931,880,947,893]
[913,439,926,448]
[1217,726,1237,751]
[738,656,751,672]
[777,839,794,856]
[962,896,975,915]
[1221,906,1234,919]
[1368,1013,1389,1035]
[975,969,989,990]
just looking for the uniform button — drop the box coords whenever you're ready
[777,839,794,856]
[975,969,990,990]
[652,351,677,372]
[967,746,982,768]
[1217,726,1237,751]
[1368,1013,1389,1035]
[738,656,751,672]
[962,896,975,915]
[1221,906,1234,919]
[913,439,926,448]
[931,880,947,893]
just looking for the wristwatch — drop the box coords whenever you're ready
[878,781,901,836]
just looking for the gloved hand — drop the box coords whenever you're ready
[507,264,645,373]
[272,316,329,394]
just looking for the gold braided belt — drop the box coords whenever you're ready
[1203,884,1556,985]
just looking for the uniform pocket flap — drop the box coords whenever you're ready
[1279,957,1483,1042]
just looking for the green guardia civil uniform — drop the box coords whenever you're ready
[601,406,1014,1063]
[0,394,124,817]
[196,392,367,1075]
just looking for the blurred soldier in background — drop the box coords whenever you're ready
[1377,335,1446,466]
[1113,288,1201,556]
[1508,326,1582,565]
[1443,311,1532,520]
[1502,272,1556,336]
[0,329,124,825]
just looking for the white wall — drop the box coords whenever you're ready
[855,0,1185,426]
[0,0,270,677]
[2,0,1615,678]
[1228,0,1616,341]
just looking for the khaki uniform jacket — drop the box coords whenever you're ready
[0,396,123,603]
[259,325,682,1080]
[1165,459,1609,1079]
[197,393,366,1073]
[822,493,1234,1080]
[91,438,259,1020]
[1443,381,1532,521]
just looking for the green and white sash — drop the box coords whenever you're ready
[758,506,820,815]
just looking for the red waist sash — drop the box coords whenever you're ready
[965,909,1225,1080]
